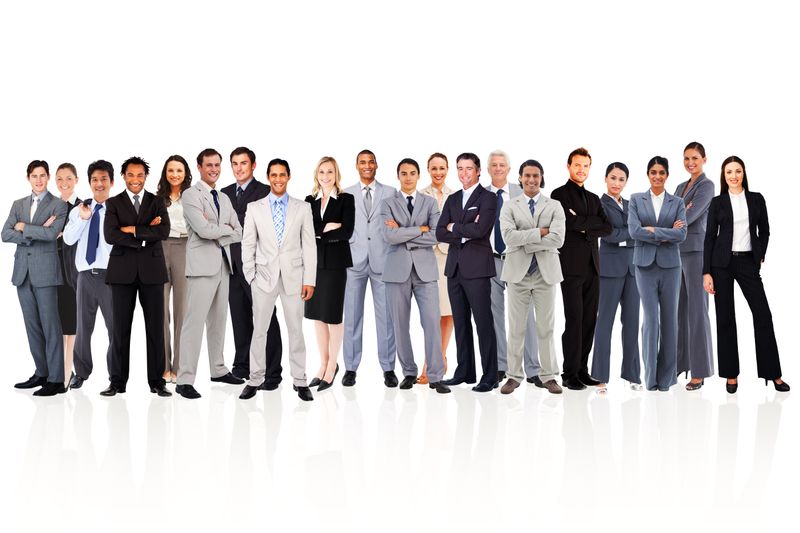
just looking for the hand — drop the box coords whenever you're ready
[78,203,93,220]
[540,227,550,236]
[672,219,685,229]
[686,201,694,210]
[121,226,136,234]
[384,219,399,229]
[447,222,454,232]
[703,274,715,295]
[14,222,25,231]
[43,215,57,228]
[301,285,315,301]
[645,226,656,233]
[149,216,161,226]
[419,225,430,233]
[323,222,342,233]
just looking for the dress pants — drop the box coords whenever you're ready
[635,264,680,390]
[676,251,714,379]
[712,255,782,379]
[17,276,64,383]
[448,265,497,386]
[343,264,396,372]
[74,269,114,380]
[591,273,641,384]
[162,237,187,374]
[560,270,600,380]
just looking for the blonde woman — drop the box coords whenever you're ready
[55,163,81,386]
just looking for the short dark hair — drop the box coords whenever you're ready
[397,158,420,175]
[356,149,376,163]
[684,141,706,158]
[121,156,150,176]
[605,162,629,179]
[518,159,545,188]
[267,158,291,177]
[719,155,749,193]
[197,148,222,166]
[157,155,192,205]
[647,156,669,175]
[230,146,256,164]
[27,160,49,176]
[56,162,78,178]
[427,152,448,167]
[456,152,481,169]
[87,160,115,184]
[567,147,591,165]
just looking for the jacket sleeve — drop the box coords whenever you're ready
[2,202,28,245]
[684,179,714,226]
[756,193,770,260]
[62,205,88,246]
[405,202,440,249]
[132,197,170,243]
[702,197,720,274]
[21,200,67,242]
[528,201,566,252]
[500,202,539,247]
[182,190,233,241]
[301,203,317,287]
[241,204,258,284]
[628,197,661,245]
[217,198,243,247]
[321,194,355,242]
[448,192,496,240]
[435,196,460,244]
[653,200,688,243]
[600,204,630,244]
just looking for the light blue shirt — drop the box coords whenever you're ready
[269,192,288,227]
[63,200,112,270]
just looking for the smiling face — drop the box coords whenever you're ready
[166,160,186,190]
[198,154,222,187]
[567,155,591,186]
[488,154,510,186]
[397,163,420,195]
[90,170,112,203]
[28,166,50,195]
[55,167,78,200]
[427,156,448,188]
[683,148,706,179]
[124,164,147,195]
[268,164,290,196]
[519,165,543,198]
[231,153,255,185]
[316,161,337,192]
[647,164,668,194]
[724,161,745,193]
[356,152,377,184]
[456,159,480,189]
[605,167,628,199]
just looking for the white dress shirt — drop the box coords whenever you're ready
[62,199,113,270]
[650,189,665,221]
[729,190,752,252]
[167,197,187,238]
[320,191,338,218]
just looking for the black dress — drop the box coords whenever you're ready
[57,198,80,334]
[303,193,355,324]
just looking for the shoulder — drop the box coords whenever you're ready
[339,192,355,204]
[304,194,316,204]
[220,182,234,194]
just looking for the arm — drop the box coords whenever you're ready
[600,204,630,244]
[300,204,317,300]
[756,193,770,260]
[702,198,719,275]
[448,193,497,240]
[652,200,687,243]
[22,200,67,242]
[217,200,243,247]
[62,204,89,246]
[528,202,566,252]
[133,197,170,242]
[500,202,540,247]
[628,198,662,244]
[182,191,233,241]
[241,204,258,284]
[684,179,713,226]
[2,203,28,245]
[321,195,355,241]
[381,201,424,245]
[435,197,460,244]
[406,204,440,249]
[104,199,142,248]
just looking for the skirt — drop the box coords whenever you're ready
[304,267,347,324]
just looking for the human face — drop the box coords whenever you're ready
[356,152,377,183]
[519,165,543,198]
[567,155,591,186]
[268,164,290,196]
[198,154,222,187]
[456,158,480,189]
[683,148,706,179]
[166,160,186,190]
[316,161,337,193]
[124,164,147,195]
[89,170,112,203]
[397,163,419,195]
[724,161,745,193]
[55,167,78,200]
[28,166,50,195]
[488,154,510,186]
[231,153,256,185]
[647,164,668,194]
[427,157,448,188]
[605,168,628,199]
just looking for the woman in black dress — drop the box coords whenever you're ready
[55,162,81,386]
[304,156,355,391]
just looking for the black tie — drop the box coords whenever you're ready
[236,186,243,205]
[495,190,505,254]
[406,195,414,216]
[210,189,220,215]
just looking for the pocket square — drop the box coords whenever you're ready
[467,206,478,211]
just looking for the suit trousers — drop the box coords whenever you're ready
[17,276,64,383]
[712,256,782,379]
[110,277,166,388]
[560,271,600,380]
[74,270,113,381]
[506,269,560,383]
[248,274,307,387]
[635,264,680,390]
[229,273,282,383]
[448,265,498,386]
[162,237,187,374]
[591,273,641,384]
[343,264,396,372]
[177,263,232,386]
[491,257,540,376]
[676,251,714,379]
[385,266,445,383]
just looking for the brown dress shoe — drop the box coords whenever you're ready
[542,379,563,394]
[500,378,520,394]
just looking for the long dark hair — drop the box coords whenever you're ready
[719,155,749,193]
[157,155,193,206]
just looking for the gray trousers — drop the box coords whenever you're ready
[635,264,680,391]
[162,237,188,374]
[677,251,714,379]
[17,276,64,383]
[491,257,540,376]
[74,269,114,380]
[343,264,396,372]
[177,264,231,385]
[385,266,445,383]
[591,273,641,384]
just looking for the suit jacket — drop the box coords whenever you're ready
[550,179,612,276]
[221,178,270,276]
[499,193,565,285]
[344,180,396,273]
[2,191,68,287]
[628,190,687,268]
[487,181,524,253]
[674,173,714,253]
[57,198,81,290]
[435,184,497,279]
[420,182,454,255]
[381,192,440,283]
[703,191,769,273]
[599,194,635,277]
[103,190,170,285]
[306,192,355,270]
[241,194,316,295]
[181,182,242,277]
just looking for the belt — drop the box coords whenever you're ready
[731,251,752,256]
[83,268,107,275]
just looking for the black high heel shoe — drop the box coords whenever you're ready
[726,380,738,394]
[685,378,704,391]
[317,364,339,392]
[766,378,791,392]
[309,377,322,388]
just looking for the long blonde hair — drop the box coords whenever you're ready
[311,156,343,198]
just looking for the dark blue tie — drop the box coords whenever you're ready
[236,186,243,205]
[86,203,103,265]
[210,189,220,215]
[406,195,414,216]
[527,199,538,274]
[494,189,505,254]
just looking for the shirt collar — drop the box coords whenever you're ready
[31,190,49,201]
[489,182,510,194]
[650,189,665,201]
[199,180,215,193]
[463,182,479,196]
[125,189,142,203]
[524,192,541,203]
[269,192,288,206]
[402,190,417,202]
[237,178,254,191]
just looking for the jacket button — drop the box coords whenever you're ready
[368,237,371,240]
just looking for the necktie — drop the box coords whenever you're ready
[236,186,243,205]
[495,189,505,254]
[210,189,220,216]
[30,196,39,221]
[528,199,538,274]
[273,199,285,245]
[86,204,103,265]
[133,194,141,214]
[364,187,372,215]
[406,195,414,216]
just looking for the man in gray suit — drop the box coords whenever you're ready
[342,149,397,387]
[175,148,243,399]
[499,160,565,395]
[2,160,68,395]
[381,158,451,394]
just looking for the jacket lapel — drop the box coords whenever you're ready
[461,185,483,221]
[656,194,675,227]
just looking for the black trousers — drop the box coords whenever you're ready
[229,273,283,384]
[560,271,600,380]
[712,255,782,379]
[448,266,497,386]
[110,278,165,388]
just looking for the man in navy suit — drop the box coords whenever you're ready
[435,153,498,392]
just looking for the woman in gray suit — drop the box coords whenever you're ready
[628,157,687,391]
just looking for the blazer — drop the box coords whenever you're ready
[435,184,497,279]
[420,182,454,255]
[628,190,687,268]
[599,194,635,277]
[673,173,714,253]
[702,191,769,273]
[181,182,242,277]
[306,192,355,270]
[57,198,81,290]
[499,193,566,286]
[380,192,440,283]
[344,180,396,273]
[103,190,170,285]
[221,178,270,276]
[241,195,317,296]
[2,191,68,287]
[550,179,612,276]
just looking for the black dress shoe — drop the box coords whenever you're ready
[69,374,85,389]
[231,368,249,380]
[766,379,791,392]
[176,384,201,399]
[726,381,738,394]
[309,377,322,387]
[399,376,416,389]
[578,373,602,387]
[429,382,451,394]
[15,374,47,389]
[442,376,476,386]
[100,384,126,396]
[384,371,398,388]
[562,377,587,391]
[341,370,356,387]
[260,381,280,391]
[239,385,258,399]
[150,384,172,397]
[529,376,545,388]
[296,386,314,401]
[211,372,245,385]
[497,371,506,383]
[472,382,494,393]
[33,382,67,396]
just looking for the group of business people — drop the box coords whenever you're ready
[3,144,790,400]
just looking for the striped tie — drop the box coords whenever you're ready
[273,199,285,245]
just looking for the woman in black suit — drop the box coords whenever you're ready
[702,155,790,393]
[305,156,355,391]
[55,162,81,386]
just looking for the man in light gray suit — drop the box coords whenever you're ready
[239,158,317,402]
[175,148,243,399]
[381,159,451,394]
[499,160,565,395]
[485,150,541,384]
[2,160,68,396]
[342,149,397,387]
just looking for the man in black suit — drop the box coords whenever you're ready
[550,147,612,390]
[101,156,171,397]
[435,153,498,392]
[221,147,283,386]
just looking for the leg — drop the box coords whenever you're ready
[325,323,344,380]
[139,281,166,388]
[591,275,624,384]
[264,306,283,385]
[96,280,115,380]
[506,276,534,382]
[162,255,174,376]
[229,273,255,376]
[278,277,308,387]
[656,266,681,389]
[440,315,453,369]
[343,267,368,371]
[177,276,217,386]
[560,275,584,380]
[413,271,443,383]
[205,267,231,379]
[635,266,659,391]
[448,270,476,383]
[580,272,600,376]
[74,272,99,380]
[247,282,280,388]
[17,278,48,377]
[462,276,497,386]
[676,262,690,376]
[386,278,417,378]
[523,297,541,379]
[683,251,714,379]
[313,320,330,379]
[531,272,560,382]
[110,283,138,388]
[32,284,64,383]
[63,334,76,384]
[711,265,738,379]
[619,272,642,384]
[490,258,508,373]
[369,266,396,372]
